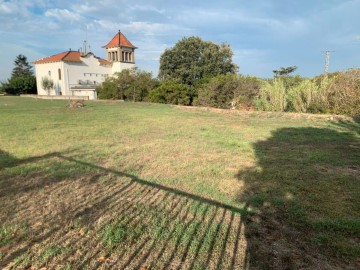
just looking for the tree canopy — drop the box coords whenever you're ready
[158,36,238,86]
[273,66,298,77]
[11,54,33,78]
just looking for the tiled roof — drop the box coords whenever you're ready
[33,51,82,64]
[95,56,112,66]
[103,32,137,49]
[33,51,111,65]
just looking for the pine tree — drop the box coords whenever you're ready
[11,54,33,78]
[0,54,37,95]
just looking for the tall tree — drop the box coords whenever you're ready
[0,54,37,95]
[11,54,33,78]
[159,37,238,86]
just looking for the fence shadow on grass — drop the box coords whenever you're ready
[236,126,360,269]
[0,150,250,270]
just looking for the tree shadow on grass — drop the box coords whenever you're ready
[0,150,250,269]
[237,127,360,269]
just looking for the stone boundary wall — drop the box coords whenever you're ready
[20,95,89,100]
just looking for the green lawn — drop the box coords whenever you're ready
[0,97,359,269]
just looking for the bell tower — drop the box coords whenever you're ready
[103,31,137,73]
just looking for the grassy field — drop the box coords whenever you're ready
[0,96,359,269]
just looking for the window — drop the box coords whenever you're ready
[48,71,51,76]
[58,69,61,80]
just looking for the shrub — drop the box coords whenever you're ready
[327,69,360,117]
[233,75,262,109]
[195,74,238,109]
[96,77,117,99]
[149,81,191,105]
[195,74,261,109]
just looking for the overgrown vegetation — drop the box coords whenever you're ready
[256,69,360,117]
[93,36,359,118]
[195,74,261,109]
[96,68,157,101]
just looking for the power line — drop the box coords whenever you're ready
[323,50,335,74]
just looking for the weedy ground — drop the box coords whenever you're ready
[0,97,359,269]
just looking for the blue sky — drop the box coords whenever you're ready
[0,0,359,81]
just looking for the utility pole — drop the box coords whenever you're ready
[323,50,335,74]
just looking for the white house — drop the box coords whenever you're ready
[33,31,137,100]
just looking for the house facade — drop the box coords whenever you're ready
[33,31,137,100]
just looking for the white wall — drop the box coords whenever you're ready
[70,89,97,100]
[111,62,135,74]
[35,54,111,98]
[65,54,111,89]
[35,62,64,95]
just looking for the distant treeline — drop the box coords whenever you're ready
[97,68,360,118]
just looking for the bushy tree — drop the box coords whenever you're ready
[1,54,37,95]
[125,70,157,101]
[97,68,156,100]
[96,77,118,99]
[159,36,238,86]
[149,81,191,105]
[1,76,37,95]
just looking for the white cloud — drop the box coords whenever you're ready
[45,8,82,23]
[72,2,98,13]
[129,4,165,14]
[94,20,191,36]
[0,2,14,14]
[176,8,308,37]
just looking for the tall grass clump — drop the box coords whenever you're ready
[255,79,287,112]
[256,76,337,114]
[287,76,334,113]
